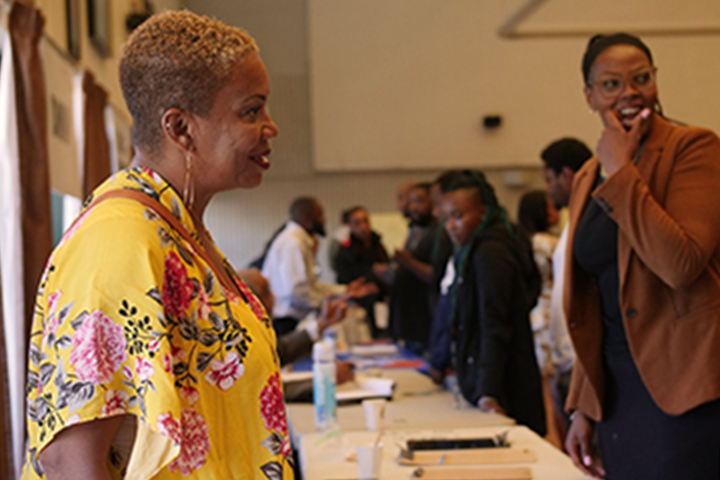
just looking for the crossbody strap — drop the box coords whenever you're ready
[84,188,239,295]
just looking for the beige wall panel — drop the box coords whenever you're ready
[308,0,720,171]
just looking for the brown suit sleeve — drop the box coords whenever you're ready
[593,129,720,289]
[565,356,603,421]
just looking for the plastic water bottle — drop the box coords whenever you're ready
[313,339,338,431]
[323,327,338,355]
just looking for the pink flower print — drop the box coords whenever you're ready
[102,389,129,416]
[45,316,60,337]
[163,346,187,373]
[162,251,194,319]
[204,352,245,391]
[197,286,211,321]
[223,286,239,305]
[157,412,181,444]
[172,346,187,362]
[234,278,266,322]
[162,354,172,373]
[42,317,60,349]
[135,357,155,382]
[69,310,127,385]
[147,339,160,353]
[47,291,62,316]
[141,166,163,185]
[123,365,133,380]
[167,409,211,476]
[42,291,63,346]
[281,437,292,458]
[180,385,199,405]
[259,373,289,439]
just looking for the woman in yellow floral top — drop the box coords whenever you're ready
[22,10,287,480]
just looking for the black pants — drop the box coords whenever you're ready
[598,350,720,480]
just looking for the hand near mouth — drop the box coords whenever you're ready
[596,107,651,177]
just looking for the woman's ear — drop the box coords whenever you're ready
[161,108,194,152]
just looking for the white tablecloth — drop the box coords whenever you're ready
[286,368,584,480]
[298,426,585,480]
[287,369,515,446]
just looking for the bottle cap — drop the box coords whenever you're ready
[313,339,335,362]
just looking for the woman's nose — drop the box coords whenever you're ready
[618,79,640,99]
[263,115,279,139]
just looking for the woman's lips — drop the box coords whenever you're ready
[617,106,641,127]
[250,154,270,170]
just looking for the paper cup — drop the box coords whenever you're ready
[362,399,386,431]
[355,444,382,480]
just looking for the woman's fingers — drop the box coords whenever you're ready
[627,107,652,142]
[599,108,624,131]
[578,429,596,473]
[565,414,604,478]
[566,430,591,476]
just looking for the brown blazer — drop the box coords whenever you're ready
[564,115,720,421]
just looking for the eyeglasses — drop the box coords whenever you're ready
[588,67,657,99]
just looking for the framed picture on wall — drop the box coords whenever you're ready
[105,105,134,172]
[87,0,109,57]
[65,0,80,59]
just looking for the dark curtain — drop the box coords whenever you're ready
[82,70,110,199]
[7,2,52,476]
[10,1,51,337]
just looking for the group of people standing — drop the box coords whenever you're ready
[16,7,720,480]
[328,172,548,435]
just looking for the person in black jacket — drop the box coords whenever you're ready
[440,170,546,435]
[335,206,389,286]
[334,206,389,337]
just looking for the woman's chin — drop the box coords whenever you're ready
[243,172,267,189]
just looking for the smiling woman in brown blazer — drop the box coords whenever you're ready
[563,34,720,480]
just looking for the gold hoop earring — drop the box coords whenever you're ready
[183,152,195,211]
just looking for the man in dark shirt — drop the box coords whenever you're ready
[382,183,452,355]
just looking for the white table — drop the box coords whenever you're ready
[286,368,583,479]
[287,369,515,446]
[298,426,585,480]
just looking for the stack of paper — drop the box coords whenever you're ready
[336,376,396,403]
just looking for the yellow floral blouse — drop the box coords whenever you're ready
[22,167,294,479]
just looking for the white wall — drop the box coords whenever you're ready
[307,0,720,171]
[308,1,594,171]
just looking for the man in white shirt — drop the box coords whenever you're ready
[540,138,593,433]
[262,197,375,336]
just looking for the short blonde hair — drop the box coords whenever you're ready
[119,10,258,152]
